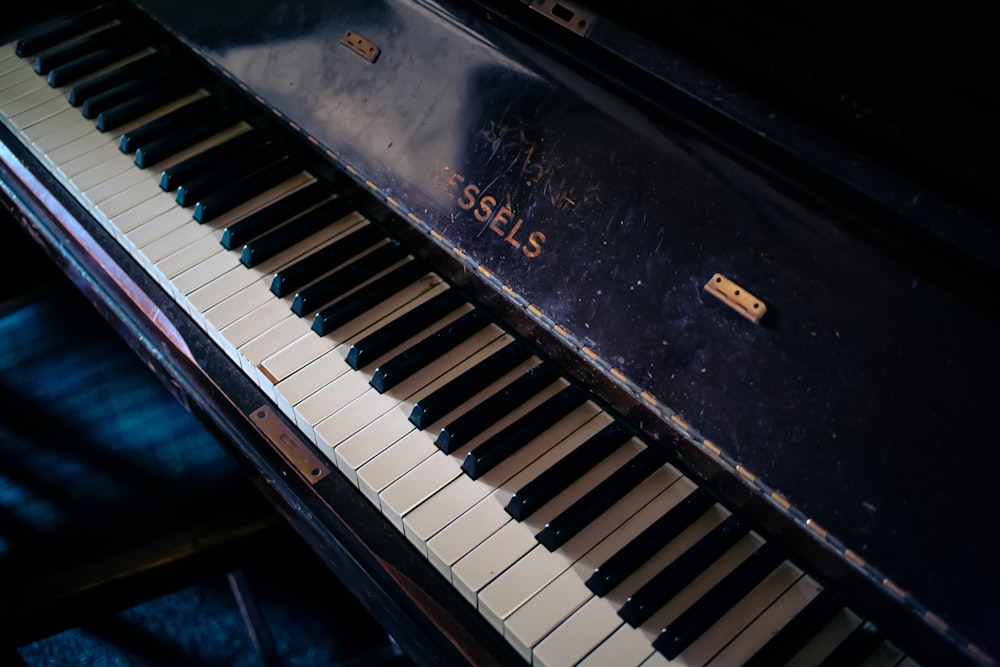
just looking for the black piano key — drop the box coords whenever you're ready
[242,195,357,270]
[435,361,560,455]
[49,40,148,88]
[307,261,431,340]
[408,340,530,430]
[742,588,842,667]
[156,129,268,192]
[33,24,130,76]
[69,53,166,107]
[80,69,178,119]
[653,541,785,660]
[506,421,632,522]
[618,514,750,627]
[270,224,383,297]
[15,5,116,58]
[341,288,466,368]
[141,115,249,173]
[290,239,406,314]
[220,181,332,250]
[119,96,223,153]
[193,155,302,222]
[816,620,884,667]
[370,308,490,394]
[460,384,588,481]
[585,487,715,596]
[533,445,665,550]
[176,142,284,206]
[95,78,202,132]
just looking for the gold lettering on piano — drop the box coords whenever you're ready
[433,165,547,259]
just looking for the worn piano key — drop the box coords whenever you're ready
[370,308,490,393]
[81,68,180,120]
[506,420,631,522]
[460,384,588,480]
[586,486,715,596]
[156,127,262,188]
[270,222,382,296]
[339,288,459,369]
[293,240,408,316]
[243,195,356,268]
[221,180,332,250]
[118,94,220,152]
[14,5,116,58]
[435,361,561,454]
[741,586,843,666]
[69,52,165,107]
[535,445,666,552]
[175,140,282,205]
[652,540,785,659]
[193,154,302,222]
[619,513,751,627]
[408,339,531,430]
[95,76,201,131]
[48,41,150,88]
[33,24,130,76]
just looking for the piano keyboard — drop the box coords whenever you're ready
[0,11,919,667]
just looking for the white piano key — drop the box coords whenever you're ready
[504,566,592,662]
[220,297,294,351]
[82,163,156,206]
[706,574,823,665]
[45,128,114,166]
[358,429,438,506]
[203,279,275,334]
[0,62,38,93]
[138,218,215,265]
[172,247,241,300]
[61,143,130,181]
[8,94,70,130]
[187,263,262,316]
[532,595,624,667]
[123,207,192,253]
[576,625,659,667]
[0,77,54,114]
[787,608,862,665]
[96,178,163,219]
[22,107,87,149]
[156,233,227,282]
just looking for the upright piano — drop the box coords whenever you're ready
[1,1,997,665]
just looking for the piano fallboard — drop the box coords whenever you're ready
[1,1,996,665]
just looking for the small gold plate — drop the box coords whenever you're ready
[250,405,330,484]
[341,30,380,63]
[704,273,767,323]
